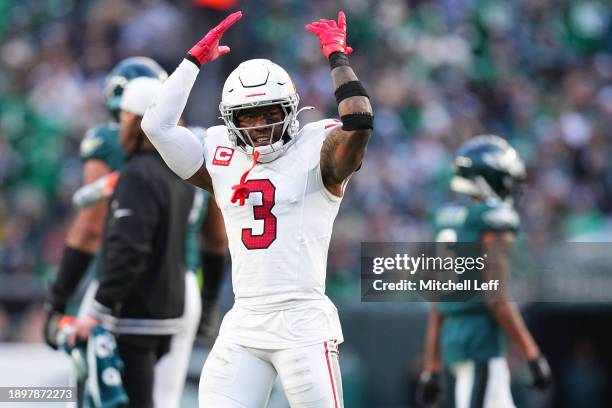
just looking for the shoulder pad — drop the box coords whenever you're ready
[300,118,341,134]
[292,119,341,167]
[204,125,231,148]
[80,127,106,157]
[295,118,341,147]
[205,125,229,140]
[201,125,231,164]
[79,123,124,169]
[321,118,342,129]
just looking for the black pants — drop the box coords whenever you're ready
[116,334,172,408]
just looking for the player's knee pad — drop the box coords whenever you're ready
[277,350,317,397]
[199,341,276,408]
[199,342,241,390]
[274,340,344,408]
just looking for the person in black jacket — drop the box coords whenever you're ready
[71,77,195,408]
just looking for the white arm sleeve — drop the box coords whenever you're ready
[141,59,205,180]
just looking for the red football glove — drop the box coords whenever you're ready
[188,11,242,65]
[305,11,353,58]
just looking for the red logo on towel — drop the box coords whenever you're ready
[213,146,234,166]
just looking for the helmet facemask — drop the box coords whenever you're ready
[221,95,300,163]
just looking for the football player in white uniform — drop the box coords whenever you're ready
[142,11,373,408]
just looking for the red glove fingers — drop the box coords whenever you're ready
[188,11,242,66]
[305,11,353,58]
[338,10,347,32]
[337,11,353,55]
[209,11,242,39]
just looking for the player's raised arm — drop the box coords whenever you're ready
[306,11,373,197]
[141,11,242,192]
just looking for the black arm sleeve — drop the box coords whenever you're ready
[201,251,226,302]
[48,247,94,312]
[94,170,159,316]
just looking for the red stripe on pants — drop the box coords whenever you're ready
[324,341,339,408]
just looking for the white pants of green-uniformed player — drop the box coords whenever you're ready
[451,357,515,408]
[153,271,201,408]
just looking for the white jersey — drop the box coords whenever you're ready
[203,119,345,348]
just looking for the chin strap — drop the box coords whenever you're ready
[231,150,260,206]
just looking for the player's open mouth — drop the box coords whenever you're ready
[252,136,271,147]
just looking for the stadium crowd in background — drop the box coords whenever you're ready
[0,0,611,340]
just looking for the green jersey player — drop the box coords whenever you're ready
[417,136,551,408]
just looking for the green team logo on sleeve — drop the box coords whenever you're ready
[80,130,104,156]
[79,123,125,171]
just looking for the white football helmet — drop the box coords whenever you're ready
[220,59,307,163]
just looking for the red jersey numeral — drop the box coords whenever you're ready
[241,179,277,250]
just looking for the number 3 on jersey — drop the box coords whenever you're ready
[241,179,277,249]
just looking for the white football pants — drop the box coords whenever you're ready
[451,357,516,408]
[154,271,201,408]
[199,339,343,408]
